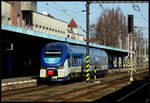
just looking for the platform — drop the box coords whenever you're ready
[1,76,37,92]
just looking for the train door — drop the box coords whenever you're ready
[64,59,71,74]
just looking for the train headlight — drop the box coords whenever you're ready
[57,65,64,69]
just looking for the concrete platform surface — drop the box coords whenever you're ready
[1,76,37,92]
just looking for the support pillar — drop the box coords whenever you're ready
[111,56,114,68]
[121,56,124,68]
[117,56,119,68]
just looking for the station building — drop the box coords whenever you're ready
[1,1,84,41]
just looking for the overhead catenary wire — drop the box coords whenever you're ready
[39,2,87,34]
[132,3,148,22]
[52,2,85,21]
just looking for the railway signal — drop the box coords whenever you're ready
[128,15,134,34]
[128,14,134,82]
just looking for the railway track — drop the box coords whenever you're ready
[36,76,130,102]
[1,84,63,101]
[116,82,149,102]
[35,71,148,102]
[95,76,149,102]
[1,70,125,97]
[2,69,148,102]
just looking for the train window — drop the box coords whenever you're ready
[78,56,80,65]
[102,57,104,64]
[75,56,77,65]
[71,55,82,66]
[72,56,75,65]
[91,57,93,65]
[76,56,78,64]
[72,56,73,65]
[79,56,81,65]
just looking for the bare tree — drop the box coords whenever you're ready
[90,7,128,49]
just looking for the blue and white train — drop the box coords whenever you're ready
[40,42,108,81]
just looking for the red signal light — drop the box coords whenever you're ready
[47,70,54,76]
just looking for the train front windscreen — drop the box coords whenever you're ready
[44,46,62,64]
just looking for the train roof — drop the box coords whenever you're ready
[46,42,107,56]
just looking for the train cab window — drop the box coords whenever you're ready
[44,47,62,58]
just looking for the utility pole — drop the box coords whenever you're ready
[85,1,90,82]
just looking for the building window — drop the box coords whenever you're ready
[39,26,41,28]
[55,29,57,32]
[46,27,48,30]
[36,24,38,27]
[43,26,45,29]
[49,28,51,31]
[52,29,54,31]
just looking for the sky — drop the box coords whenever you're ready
[37,1,149,39]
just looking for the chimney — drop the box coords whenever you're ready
[47,14,51,17]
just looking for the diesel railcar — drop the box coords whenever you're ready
[40,42,108,81]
